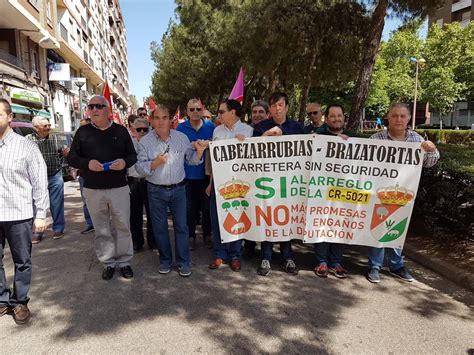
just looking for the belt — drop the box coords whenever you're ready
[149,180,186,189]
[128,176,146,182]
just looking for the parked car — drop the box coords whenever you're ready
[10,122,77,182]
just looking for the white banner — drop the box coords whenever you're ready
[48,63,70,81]
[210,134,424,248]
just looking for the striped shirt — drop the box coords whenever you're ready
[370,129,440,168]
[136,129,202,185]
[26,132,66,176]
[0,129,49,221]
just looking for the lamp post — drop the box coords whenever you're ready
[72,78,86,130]
[410,57,426,130]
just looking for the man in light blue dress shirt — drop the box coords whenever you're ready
[136,106,207,277]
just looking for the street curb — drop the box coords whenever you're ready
[404,242,474,292]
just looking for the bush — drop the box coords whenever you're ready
[412,144,473,241]
[415,129,473,145]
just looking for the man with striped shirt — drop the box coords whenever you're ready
[0,99,49,324]
[136,106,207,277]
[367,103,439,284]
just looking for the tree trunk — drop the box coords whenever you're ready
[298,48,318,123]
[348,0,388,131]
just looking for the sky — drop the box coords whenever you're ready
[121,1,427,105]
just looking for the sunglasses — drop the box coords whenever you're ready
[189,107,202,112]
[307,111,319,116]
[138,113,148,117]
[136,127,149,133]
[87,104,108,110]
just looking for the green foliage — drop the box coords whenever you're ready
[413,144,473,240]
[416,129,474,145]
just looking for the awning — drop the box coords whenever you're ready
[31,109,52,119]
[11,103,32,115]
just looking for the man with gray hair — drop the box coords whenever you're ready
[27,116,68,243]
[250,100,269,127]
[68,95,137,280]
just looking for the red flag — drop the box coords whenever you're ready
[114,111,123,125]
[148,97,157,110]
[171,106,182,129]
[142,100,147,112]
[102,81,114,120]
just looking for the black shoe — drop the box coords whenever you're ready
[120,265,134,279]
[102,266,115,280]
[80,225,94,234]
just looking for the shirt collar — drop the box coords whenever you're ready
[223,120,242,131]
[386,129,409,141]
[92,120,113,130]
[0,128,15,146]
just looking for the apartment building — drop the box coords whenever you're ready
[428,0,473,128]
[429,0,472,28]
[0,0,129,132]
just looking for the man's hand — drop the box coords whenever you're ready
[110,159,126,171]
[235,134,247,141]
[338,134,350,141]
[62,146,70,157]
[151,154,168,170]
[88,159,103,172]
[195,140,209,153]
[32,218,47,234]
[421,140,436,153]
[262,126,282,137]
[205,183,212,197]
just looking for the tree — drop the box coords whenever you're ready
[347,0,445,130]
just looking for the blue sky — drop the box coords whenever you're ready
[121,1,426,104]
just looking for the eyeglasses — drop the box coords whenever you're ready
[138,113,148,117]
[218,110,228,115]
[87,103,108,110]
[136,127,149,133]
[307,111,319,116]
[189,107,202,112]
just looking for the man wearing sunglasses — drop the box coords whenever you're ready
[177,99,215,251]
[127,118,156,253]
[304,102,324,134]
[137,107,148,119]
[136,106,208,277]
[68,95,137,281]
[26,116,68,244]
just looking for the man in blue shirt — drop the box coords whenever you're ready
[177,99,215,250]
[253,92,303,276]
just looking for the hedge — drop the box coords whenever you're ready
[357,128,473,145]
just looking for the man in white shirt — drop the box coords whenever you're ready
[0,98,48,325]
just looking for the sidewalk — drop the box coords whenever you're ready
[0,181,472,353]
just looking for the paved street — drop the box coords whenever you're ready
[0,181,472,354]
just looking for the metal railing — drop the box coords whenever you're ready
[0,50,26,70]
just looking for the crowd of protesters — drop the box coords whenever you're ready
[0,93,439,325]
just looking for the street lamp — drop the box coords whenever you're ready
[410,57,426,130]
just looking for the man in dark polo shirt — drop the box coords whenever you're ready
[68,95,137,280]
[253,92,303,276]
[177,98,215,250]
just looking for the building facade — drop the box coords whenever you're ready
[428,0,473,128]
[0,0,129,132]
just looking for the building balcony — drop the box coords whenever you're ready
[0,50,26,71]
[452,0,471,12]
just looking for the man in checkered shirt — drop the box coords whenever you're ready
[367,103,439,284]
[0,99,49,325]
[27,116,69,243]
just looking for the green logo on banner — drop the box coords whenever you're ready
[378,218,408,242]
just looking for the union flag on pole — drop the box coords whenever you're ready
[171,106,182,129]
[229,67,244,104]
[102,81,114,120]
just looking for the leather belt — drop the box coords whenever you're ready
[149,180,186,189]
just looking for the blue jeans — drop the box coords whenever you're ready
[0,219,33,306]
[210,186,242,261]
[148,183,190,268]
[368,247,404,271]
[261,241,292,261]
[79,176,93,227]
[314,242,344,267]
[48,171,65,233]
